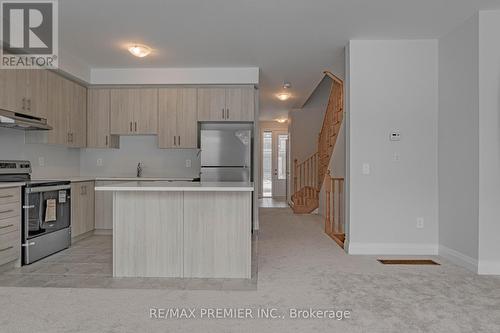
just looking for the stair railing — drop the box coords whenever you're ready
[324,170,345,244]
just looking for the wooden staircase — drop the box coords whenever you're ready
[291,71,344,216]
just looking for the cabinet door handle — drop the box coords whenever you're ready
[135,122,137,132]
[0,246,13,252]
[0,224,14,230]
[67,133,71,143]
[105,135,108,146]
[129,122,132,132]
[22,98,26,110]
[0,194,13,199]
[222,108,225,119]
[226,109,229,119]
[174,136,176,146]
[0,209,13,214]
[27,98,31,111]
[178,136,180,146]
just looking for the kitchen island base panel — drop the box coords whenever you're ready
[183,191,252,279]
[112,190,252,279]
[113,191,183,278]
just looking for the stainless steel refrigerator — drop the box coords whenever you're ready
[200,123,253,182]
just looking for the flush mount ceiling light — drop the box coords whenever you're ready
[276,82,292,101]
[128,44,152,58]
[275,118,288,123]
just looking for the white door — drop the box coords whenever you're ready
[272,131,288,198]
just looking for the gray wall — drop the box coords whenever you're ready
[438,14,479,265]
[0,128,81,178]
[477,11,500,274]
[80,136,200,178]
[347,40,439,254]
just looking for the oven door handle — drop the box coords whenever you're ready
[25,184,71,193]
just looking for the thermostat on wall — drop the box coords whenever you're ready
[390,130,401,141]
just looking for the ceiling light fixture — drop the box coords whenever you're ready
[275,118,288,123]
[276,82,292,101]
[128,44,152,58]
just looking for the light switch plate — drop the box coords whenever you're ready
[362,163,370,175]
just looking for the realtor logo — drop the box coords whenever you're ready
[1,0,58,68]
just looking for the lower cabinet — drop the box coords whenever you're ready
[71,181,95,239]
[0,187,21,267]
[94,181,115,231]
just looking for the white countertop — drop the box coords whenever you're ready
[0,182,25,188]
[95,181,254,192]
[31,176,195,182]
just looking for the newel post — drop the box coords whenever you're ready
[325,170,331,234]
[293,158,298,194]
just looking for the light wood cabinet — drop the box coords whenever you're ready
[67,82,87,148]
[158,88,198,148]
[42,72,87,147]
[16,70,48,118]
[71,181,95,239]
[87,89,120,148]
[0,187,21,267]
[45,72,67,145]
[0,70,18,112]
[0,69,47,118]
[196,88,226,121]
[197,86,254,122]
[110,88,158,135]
[94,181,115,231]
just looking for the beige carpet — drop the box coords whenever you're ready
[1,208,500,332]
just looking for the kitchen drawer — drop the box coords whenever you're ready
[0,215,20,236]
[0,187,20,205]
[0,202,20,220]
[0,230,20,266]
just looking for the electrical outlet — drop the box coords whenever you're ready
[38,157,45,167]
[185,159,191,168]
[97,158,103,166]
[362,163,370,175]
[393,152,400,162]
[416,217,424,229]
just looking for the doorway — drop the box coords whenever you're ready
[261,130,288,199]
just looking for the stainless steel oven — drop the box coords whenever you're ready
[22,181,71,264]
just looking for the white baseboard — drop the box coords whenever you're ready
[478,260,500,275]
[94,229,112,235]
[439,245,478,273]
[347,242,438,255]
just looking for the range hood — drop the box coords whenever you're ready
[0,109,52,131]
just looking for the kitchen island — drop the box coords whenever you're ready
[95,181,253,279]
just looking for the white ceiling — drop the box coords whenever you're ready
[59,0,500,120]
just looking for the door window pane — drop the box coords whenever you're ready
[262,132,272,197]
[277,134,288,180]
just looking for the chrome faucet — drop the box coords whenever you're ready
[137,162,143,178]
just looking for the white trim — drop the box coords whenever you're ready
[348,242,438,255]
[90,67,259,85]
[478,260,500,275]
[438,245,478,273]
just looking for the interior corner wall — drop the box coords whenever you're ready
[438,14,480,272]
[347,40,439,255]
[477,11,500,275]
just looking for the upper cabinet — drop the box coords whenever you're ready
[87,89,119,149]
[0,69,47,118]
[110,88,158,135]
[158,88,197,149]
[197,86,254,122]
[42,72,87,147]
